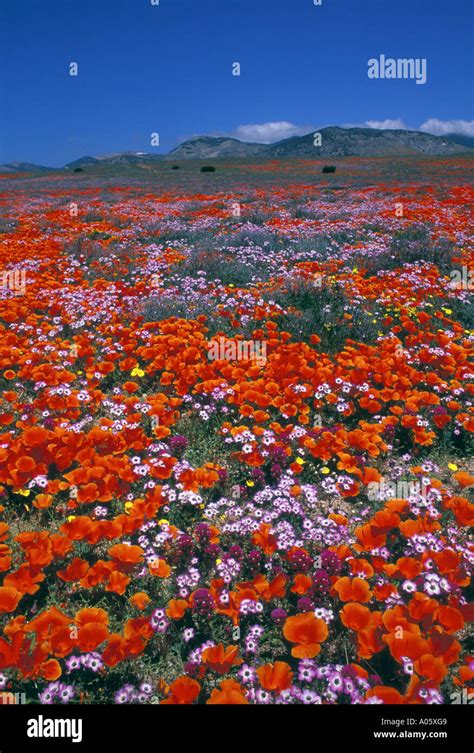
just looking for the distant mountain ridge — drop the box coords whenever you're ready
[168,127,472,159]
[1,126,472,172]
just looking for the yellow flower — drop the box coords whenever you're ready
[321,466,330,475]
[158,519,169,526]
[216,558,222,565]
[246,480,254,487]
[67,515,76,522]
[131,367,145,377]
[295,457,305,466]
[17,488,30,497]
[124,501,133,512]
[448,463,458,471]
[442,308,452,315]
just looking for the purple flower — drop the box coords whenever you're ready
[192,588,215,617]
[168,435,189,455]
[321,549,341,575]
[271,608,287,624]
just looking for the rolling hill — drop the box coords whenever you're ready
[1,127,471,173]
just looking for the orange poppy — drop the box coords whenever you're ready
[166,599,188,620]
[161,676,201,705]
[435,606,464,634]
[105,571,130,595]
[366,686,404,704]
[283,613,328,658]
[414,654,448,682]
[340,603,373,632]
[148,558,171,577]
[383,631,430,662]
[252,523,277,555]
[77,622,109,652]
[207,679,248,705]
[333,576,372,603]
[101,634,127,668]
[201,644,242,674]
[291,574,312,595]
[257,661,293,693]
[129,592,151,610]
[0,587,22,613]
[108,544,144,571]
[395,556,423,579]
[75,607,109,627]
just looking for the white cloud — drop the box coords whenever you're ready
[342,119,409,130]
[233,121,315,143]
[192,117,474,147]
[419,119,474,136]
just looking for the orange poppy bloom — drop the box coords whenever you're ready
[148,558,171,577]
[257,661,293,693]
[77,622,109,652]
[75,607,109,627]
[129,592,151,610]
[333,576,372,603]
[340,603,373,632]
[0,587,22,613]
[252,523,277,555]
[101,634,127,668]
[4,565,45,595]
[207,679,248,705]
[453,470,474,488]
[252,572,287,601]
[161,676,201,705]
[40,659,62,681]
[383,630,430,662]
[414,654,448,682]
[166,599,188,620]
[201,644,242,674]
[291,574,312,595]
[50,626,77,658]
[366,686,404,704]
[105,571,130,595]
[395,556,423,579]
[283,613,328,658]
[57,558,89,582]
[33,493,53,509]
[108,544,144,572]
[435,606,464,634]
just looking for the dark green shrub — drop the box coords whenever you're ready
[322,165,336,173]
[200,166,216,173]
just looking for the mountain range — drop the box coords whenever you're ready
[2,126,473,173]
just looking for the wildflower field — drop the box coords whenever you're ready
[0,156,472,706]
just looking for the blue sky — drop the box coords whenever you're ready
[1,0,473,165]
